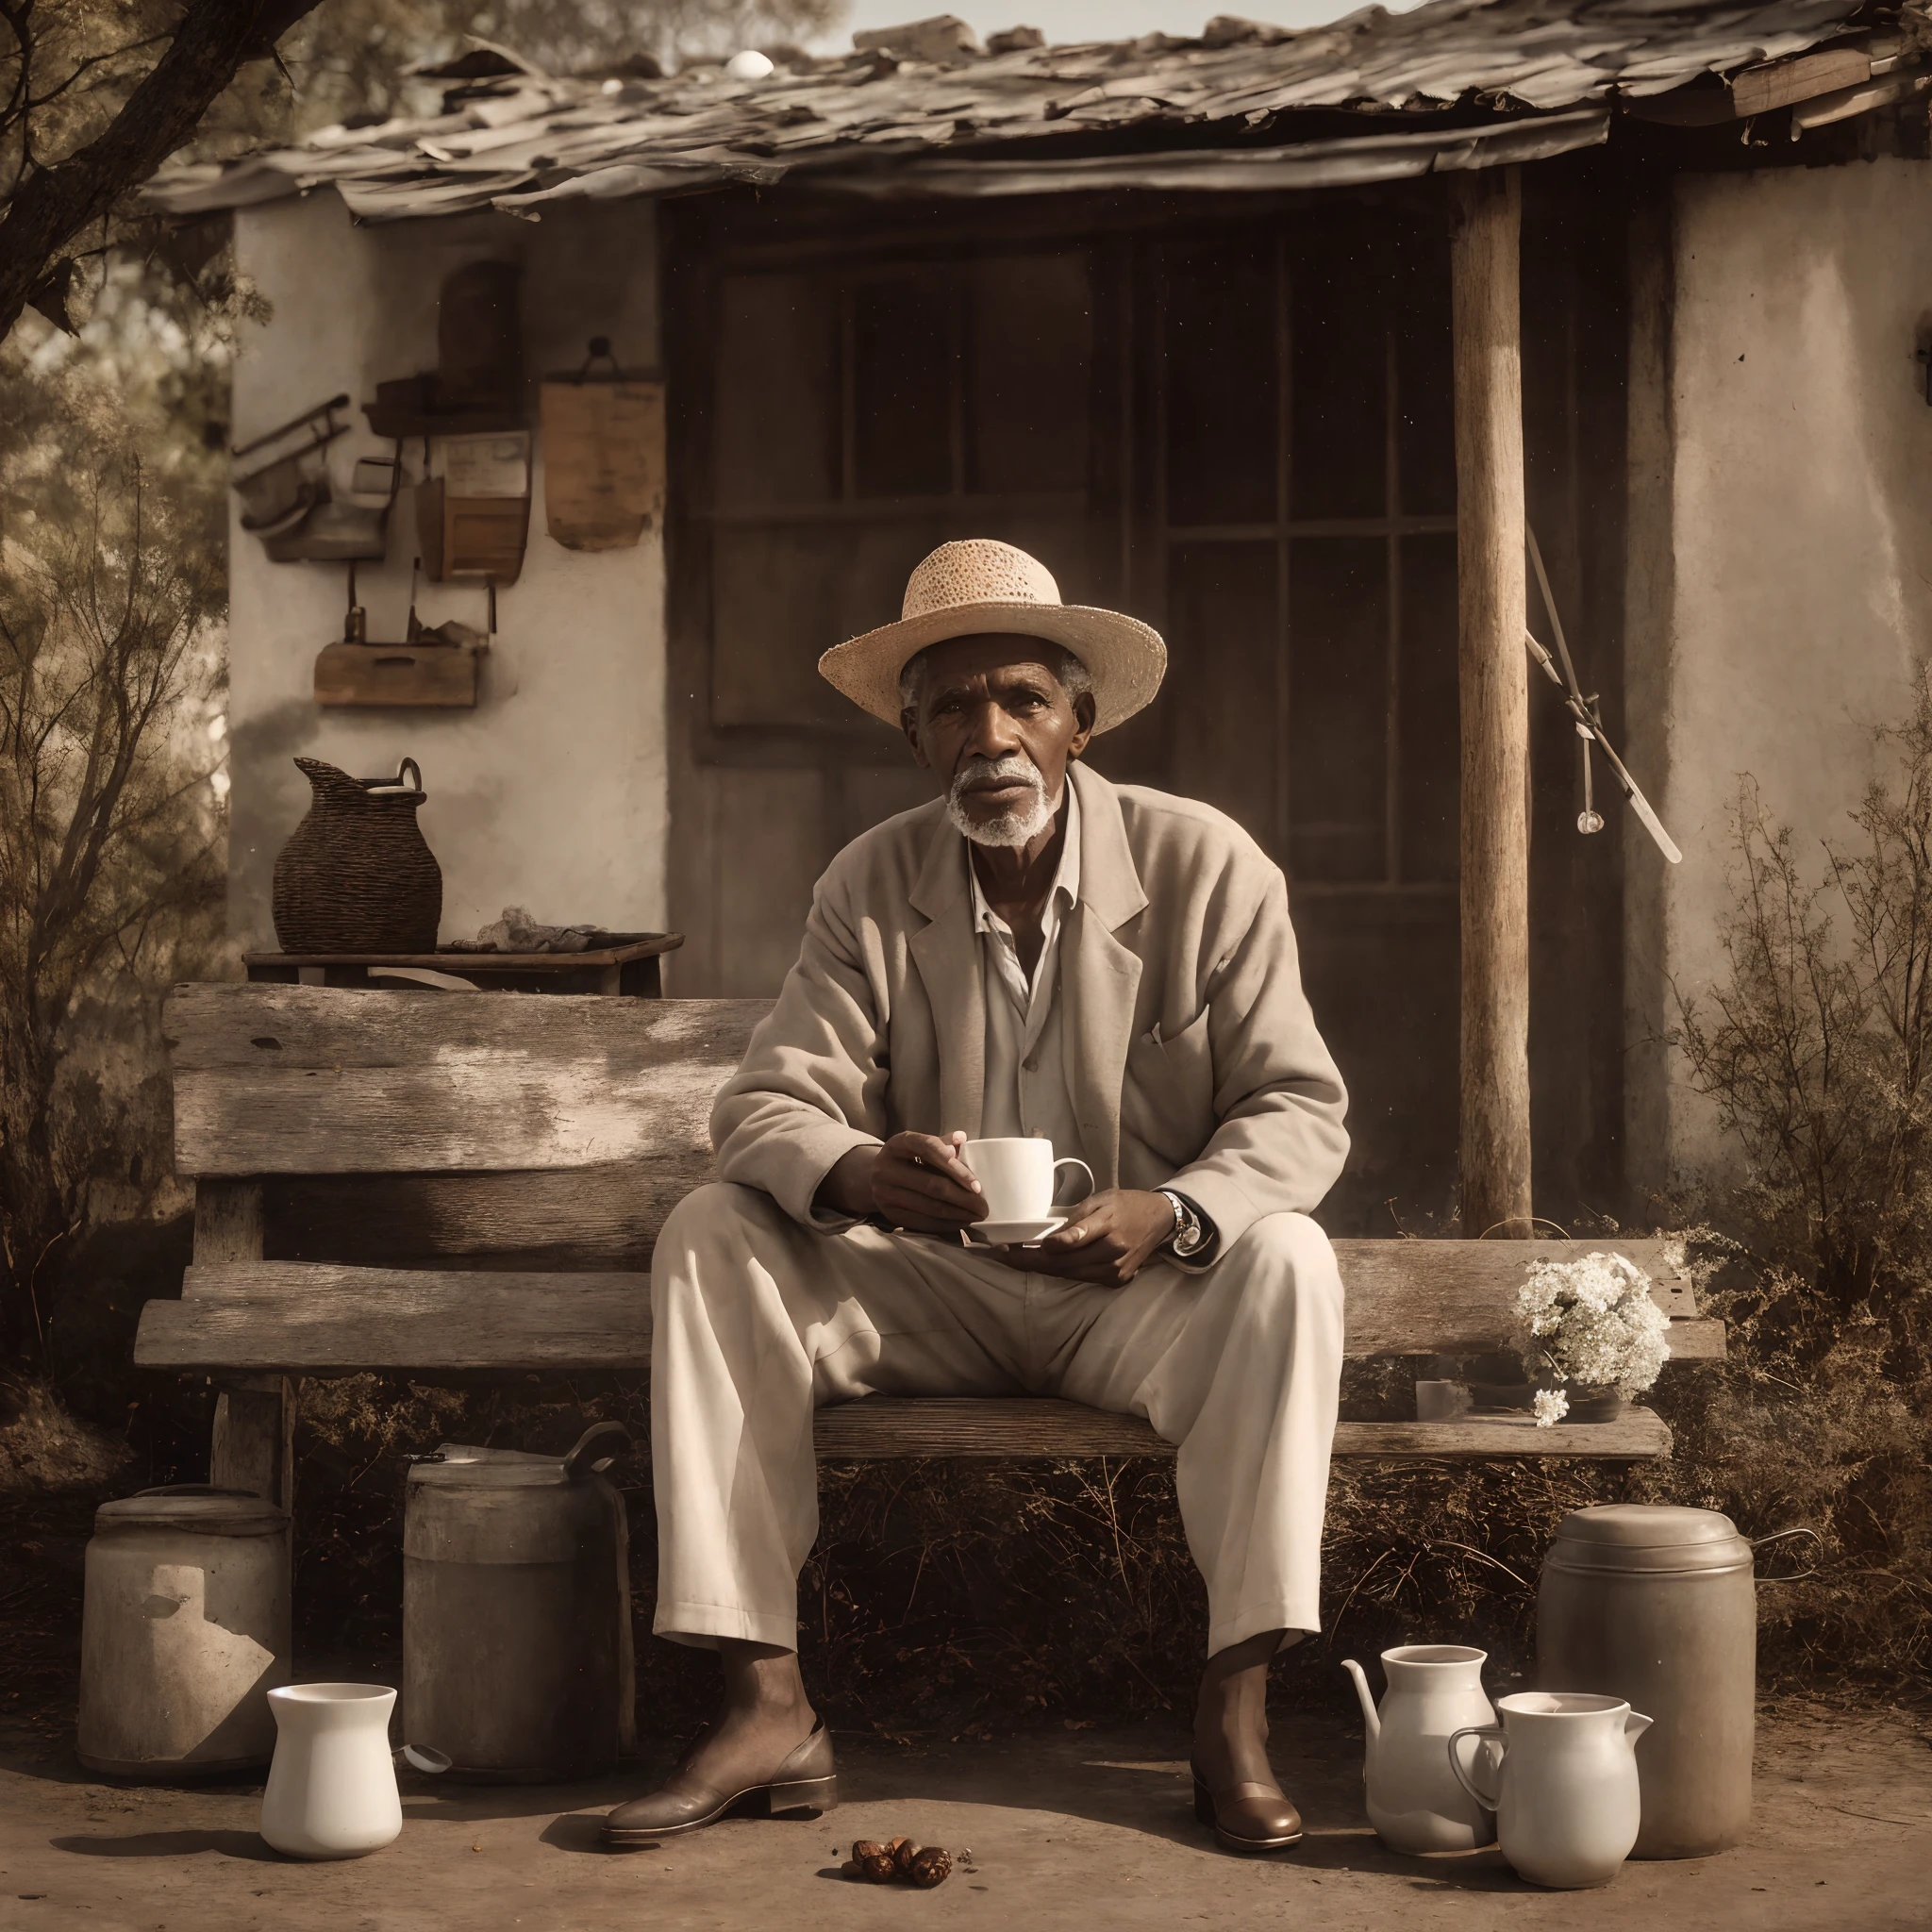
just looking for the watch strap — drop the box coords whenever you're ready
[1158,1189,1205,1257]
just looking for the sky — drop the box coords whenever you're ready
[821,0,1429,51]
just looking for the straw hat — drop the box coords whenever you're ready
[817,539,1167,734]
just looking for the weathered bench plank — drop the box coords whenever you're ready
[143,1266,651,1372]
[264,1167,697,1272]
[136,1258,1723,1373]
[167,986,770,1175]
[813,1398,1674,1461]
[254,1167,1708,1323]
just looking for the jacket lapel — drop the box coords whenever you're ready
[908,811,985,1140]
[1062,765,1148,1190]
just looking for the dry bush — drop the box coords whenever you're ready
[1669,676,1932,1691]
[0,448,226,1370]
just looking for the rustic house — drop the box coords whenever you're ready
[150,0,1932,1233]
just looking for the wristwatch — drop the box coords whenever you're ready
[1158,1189,1209,1259]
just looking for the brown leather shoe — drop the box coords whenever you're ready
[1191,1763,1304,1854]
[603,1723,838,1843]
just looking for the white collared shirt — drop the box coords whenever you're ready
[966,783,1089,1168]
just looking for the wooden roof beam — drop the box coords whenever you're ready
[1624,45,1874,125]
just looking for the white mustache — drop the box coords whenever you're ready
[946,753,1058,848]
[949,753,1044,808]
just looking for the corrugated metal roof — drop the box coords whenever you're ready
[148,0,1885,221]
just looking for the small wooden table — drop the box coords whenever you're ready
[243,931,683,997]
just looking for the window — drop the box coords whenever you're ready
[1156,226,1458,888]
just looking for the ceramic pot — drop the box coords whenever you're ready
[259,1683,403,1858]
[1341,1645,1497,1852]
[1450,1691,1652,1889]
[1558,1386,1631,1425]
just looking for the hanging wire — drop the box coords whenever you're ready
[1524,527,1681,865]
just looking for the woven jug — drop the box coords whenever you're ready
[271,757,442,954]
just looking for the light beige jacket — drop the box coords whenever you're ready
[711,760,1349,1254]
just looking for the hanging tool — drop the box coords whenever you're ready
[1524,527,1681,866]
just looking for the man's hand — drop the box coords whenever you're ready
[816,1130,985,1235]
[993,1189,1176,1286]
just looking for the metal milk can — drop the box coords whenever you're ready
[78,1486,291,1778]
[1537,1504,1755,1858]
[402,1423,634,1782]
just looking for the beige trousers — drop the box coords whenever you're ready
[649,1183,1344,1658]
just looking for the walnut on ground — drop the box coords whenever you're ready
[844,1835,952,1886]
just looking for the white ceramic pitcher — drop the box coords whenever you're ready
[1448,1690,1654,1889]
[1341,1645,1497,1852]
[259,1683,404,1858]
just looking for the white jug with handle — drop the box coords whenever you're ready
[1449,1690,1654,1889]
[259,1683,407,1858]
[1341,1645,1497,1852]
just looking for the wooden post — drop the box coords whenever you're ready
[1451,167,1533,1239]
[197,1179,296,1511]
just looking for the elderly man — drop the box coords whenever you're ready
[606,540,1349,1855]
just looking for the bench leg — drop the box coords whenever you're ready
[212,1374,296,1511]
[193,1180,294,1510]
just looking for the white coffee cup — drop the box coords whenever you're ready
[961,1138,1094,1224]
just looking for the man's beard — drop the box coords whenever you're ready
[946,753,1062,849]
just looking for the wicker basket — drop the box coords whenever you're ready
[271,757,442,954]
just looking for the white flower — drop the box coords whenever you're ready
[1533,1387,1570,1427]
[1514,1251,1673,1395]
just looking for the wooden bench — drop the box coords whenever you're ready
[134,984,1724,1506]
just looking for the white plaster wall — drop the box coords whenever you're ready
[226,192,665,950]
[1641,158,1932,1183]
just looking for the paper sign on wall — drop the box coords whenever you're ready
[539,380,665,552]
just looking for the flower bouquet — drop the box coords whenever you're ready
[1515,1251,1672,1425]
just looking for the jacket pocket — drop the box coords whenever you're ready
[1120,1008,1215,1170]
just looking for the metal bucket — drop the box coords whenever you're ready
[78,1486,291,1778]
[402,1423,634,1783]
[1537,1504,1754,1858]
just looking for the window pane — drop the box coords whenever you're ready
[715,273,839,508]
[1290,240,1387,521]
[1166,540,1280,854]
[1288,537,1387,881]
[852,275,954,498]
[1398,531,1459,882]
[968,254,1092,496]
[1165,244,1276,528]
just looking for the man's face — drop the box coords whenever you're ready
[902,635,1096,847]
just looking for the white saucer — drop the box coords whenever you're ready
[969,1216,1066,1247]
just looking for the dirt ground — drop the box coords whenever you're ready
[0,1693,1925,1932]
